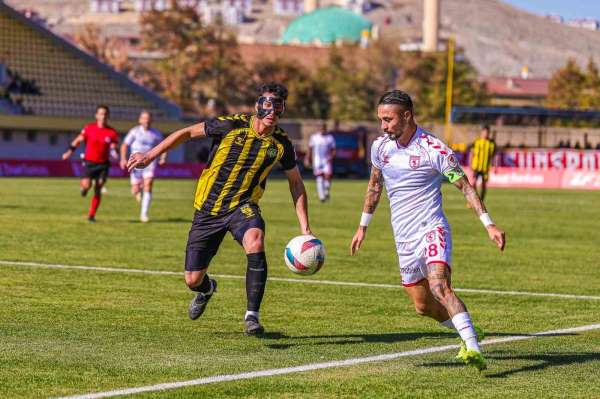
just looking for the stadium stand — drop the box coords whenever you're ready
[0,1,181,121]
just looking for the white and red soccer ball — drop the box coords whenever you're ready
[284,235,326,275]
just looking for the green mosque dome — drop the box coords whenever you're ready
[281,7,372,45]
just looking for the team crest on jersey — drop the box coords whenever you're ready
[409,155,420,169]
[447,154,458,168]
[266,147,278,158]
[234,136,245,146]
[104,137,111,143]
[240,204,255,219]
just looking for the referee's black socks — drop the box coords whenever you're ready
[246,252,267,312]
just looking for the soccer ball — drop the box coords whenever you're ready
[284,235,326,275]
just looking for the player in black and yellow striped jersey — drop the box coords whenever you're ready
[469,125,496,202]
[127,83,312,335]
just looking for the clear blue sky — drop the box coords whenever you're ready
[502,0,600,20]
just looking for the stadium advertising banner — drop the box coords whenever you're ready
[500,149,600,170]
[0,160,206,178]
[465,168,600,190]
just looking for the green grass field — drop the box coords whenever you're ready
[1,177,599,399]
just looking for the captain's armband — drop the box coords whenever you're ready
[443,167,465,183]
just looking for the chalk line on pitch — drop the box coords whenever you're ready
[54,322,600,399]
[2,260,599,301]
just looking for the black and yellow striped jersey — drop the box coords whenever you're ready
[470,138,496,173]
[194,114,296,215]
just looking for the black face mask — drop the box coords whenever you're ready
[257,96,285,119]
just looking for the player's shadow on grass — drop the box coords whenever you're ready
[0,204,22,209]
[264,332,458,350]
[484,351,600,378]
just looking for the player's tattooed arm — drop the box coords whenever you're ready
[452,176,487,216]
[351,166,383,255]
[363,166,384,214]
[453,176,506,251]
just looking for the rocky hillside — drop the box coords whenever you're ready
[6,0,600,77]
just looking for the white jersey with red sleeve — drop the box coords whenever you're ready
[370,126,465,243]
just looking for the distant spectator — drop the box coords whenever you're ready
[469,125,496,203]
[596,142,600,150]
[574,141,581,149]
[557,140,565,148]
[584,133,592,149]
[565,139,572,148]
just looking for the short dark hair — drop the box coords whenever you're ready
[258,82,288,100]
[96,104,110,114]
[482,125,490,132]
[378,90,413,111]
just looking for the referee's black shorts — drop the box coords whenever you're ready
[82,160,110,181]
[185,203,265,272]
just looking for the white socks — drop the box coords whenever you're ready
[324,178,331,198]
[452,312,480,352]
[245,310,259,321]
[141,191,152,219]
[440,319,455,330]
[316,176,325,201]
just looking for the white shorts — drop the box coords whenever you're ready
[396,225,452,287]
[130,162,157,184]
[313,160,333,176]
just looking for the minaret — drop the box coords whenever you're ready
[423,0,440,52]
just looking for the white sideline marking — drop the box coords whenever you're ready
[2,260,600,301]
[55,323,600,399]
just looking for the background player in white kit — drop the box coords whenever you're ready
[350,90,505,371]
[120,110,166,222]
[307,123,336,202]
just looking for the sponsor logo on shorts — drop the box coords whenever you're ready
[400,265,420,274]
[240,204,255,218]
[409,155,420,169]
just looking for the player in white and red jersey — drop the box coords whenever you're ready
[120,110,166,222]
[350,90,506,371]
[307,123,336,202]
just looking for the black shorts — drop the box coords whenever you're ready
[82,160,110,181]
[473,170,489,182]
[185,203,265,271]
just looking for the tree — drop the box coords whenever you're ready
[73,23,128,71]
[249,59,329,119]
[580,57,600,109]
[138,1,249,113]
[546,58,586,109]
[400,50,487,122]
[317,46,383,121]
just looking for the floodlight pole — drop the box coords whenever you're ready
[444,36,455,144]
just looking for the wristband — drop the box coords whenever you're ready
[68,145,76,151]
[479,213,494,227]
[360,212,373,227]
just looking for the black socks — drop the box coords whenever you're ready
[246,252,267,312]
[191,273,212,294]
